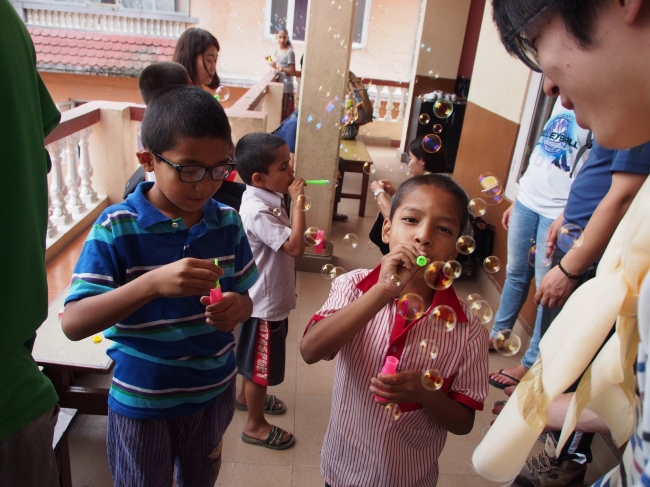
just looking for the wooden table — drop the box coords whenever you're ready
[33,290,112,415]
[338,139,373,217]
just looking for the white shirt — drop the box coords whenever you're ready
[517,99,590,219]
[305,267,489,487]
[239,185,296,320]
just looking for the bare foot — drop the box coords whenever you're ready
[488,363,528,387]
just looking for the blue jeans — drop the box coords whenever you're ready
[490,199,553,369]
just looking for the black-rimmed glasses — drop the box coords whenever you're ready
[503,6,548,73]
[150,151,234,183]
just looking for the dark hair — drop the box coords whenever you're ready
[492,0,608,51]
[141,85,231,154]
[138,61,191,104]
[235,132,288,185]
[173,28,221,89]
[409,136,447,173]
[390,174,469,236]
[277,28,292,47]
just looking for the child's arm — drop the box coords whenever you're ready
[281,178,307,257]
[370,372,476,435]
[62,258,222,341]
[300,244,424,364]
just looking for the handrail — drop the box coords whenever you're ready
[130,105,146,122]
[230,71,278,112]
[45,103,101,146]
[293,70,407,88]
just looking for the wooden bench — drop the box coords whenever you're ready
[337,139,373,217]
[33,289,113,416]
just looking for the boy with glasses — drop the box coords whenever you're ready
[61,85,259,487]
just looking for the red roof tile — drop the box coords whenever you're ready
[28,26,177,77]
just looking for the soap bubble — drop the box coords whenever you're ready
[419,113,431,125]
[321,264,334,279]
[363,162,376,174]
[484,193,505,206]
[431,304,457,331]
[384,403,401,421]
[483,256,502,273]
[418,338,439,359]
[379,3,388,12]
[558,223,585,249]
[343,233,359,249]
[397,293,427,321]
[385,164,394,173]
[304,227,323,246]
[426,47,432,53]
[468,198,487,217]
[424,261,453,290]
[389,274,401,287]
[295,194,312,211]
[215,85,230,101]
[433,124,443,134]
[315,121,323,130]
[433,99,453,118]
[327,26,337,39]
[418,95,425,103]
[422,369,443,391]
[528,245,552,268]
[428,69,439,79]
[442,260,462,279]
[306,114,314,124]
[272,208,282,217]
[466,293,482,304]
[399,163,410,175]
[494,329,522,357]
[470,299,494,324]
[477,173,503,197]
[422,134,442,153]
[456,235,476,255]
[326,100,336,113]
[318,85,325,94]
[330,266,347,279]
[392,60,405,73]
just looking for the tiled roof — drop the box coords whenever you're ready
[28,26,177,77]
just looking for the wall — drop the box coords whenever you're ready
[453,2,537,331]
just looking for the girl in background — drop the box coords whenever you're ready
[268,29,297,121]
[173,27,220,93]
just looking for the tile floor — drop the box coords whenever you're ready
[48,146,619,486]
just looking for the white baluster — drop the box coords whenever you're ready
[393,88,405,121]
[45,10,52,26]
[380,86,392,121]
[48,140,71,226]
[79,127,98,205]
[65,134,85,215]
[47,194,58,238]
[367,84,379,120]
[26,9,33,24]
[155,20,161,36]
[136,18,142,35]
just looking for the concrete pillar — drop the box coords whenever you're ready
[294,0,356,257]
[399,0,472,152]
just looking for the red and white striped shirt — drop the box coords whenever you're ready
[305,267,489,487]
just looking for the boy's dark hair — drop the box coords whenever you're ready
[138,61,191,104]
[174,28,221,89]
[409,136,447,173]
[492,0,608,51]
[235,133,288,185]
[141,85,231,154]
[390,174,469,235]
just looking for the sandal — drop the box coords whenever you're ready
[241,425,295,450]
[235,394,286,415]
[488,369,521,389]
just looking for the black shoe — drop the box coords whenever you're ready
[332,213,348,221]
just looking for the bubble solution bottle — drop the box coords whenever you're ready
[374,356,399,401]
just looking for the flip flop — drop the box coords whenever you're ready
[241,425,295,450]
[488,369,521,389]
[235,394,286,415]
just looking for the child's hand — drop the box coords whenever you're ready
[370,180,385,193]
[370,370,433,405]
[375,244,427,296]
[200,292,247,332]
[150,258,222,298]
[288,178,305,202]
[379,179,396,196]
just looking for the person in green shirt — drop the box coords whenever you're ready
[0,1,61,485]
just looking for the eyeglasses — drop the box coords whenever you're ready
[502,6,548,73]
[150,151,234,183]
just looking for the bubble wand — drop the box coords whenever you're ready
[210,258,223,304]
[305,179,333,186]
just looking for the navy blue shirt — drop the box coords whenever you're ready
[562,140,650,251]
[274,110,298,152]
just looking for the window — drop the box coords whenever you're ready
[504,72,555,200]
[266,0,371,47]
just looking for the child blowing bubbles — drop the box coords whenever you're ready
[61,85,259,487]
[234,133,307,450]
[301,174,489,487]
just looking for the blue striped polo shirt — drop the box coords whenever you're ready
[65,182,259,419]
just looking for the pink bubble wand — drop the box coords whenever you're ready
[210,258,223,304]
